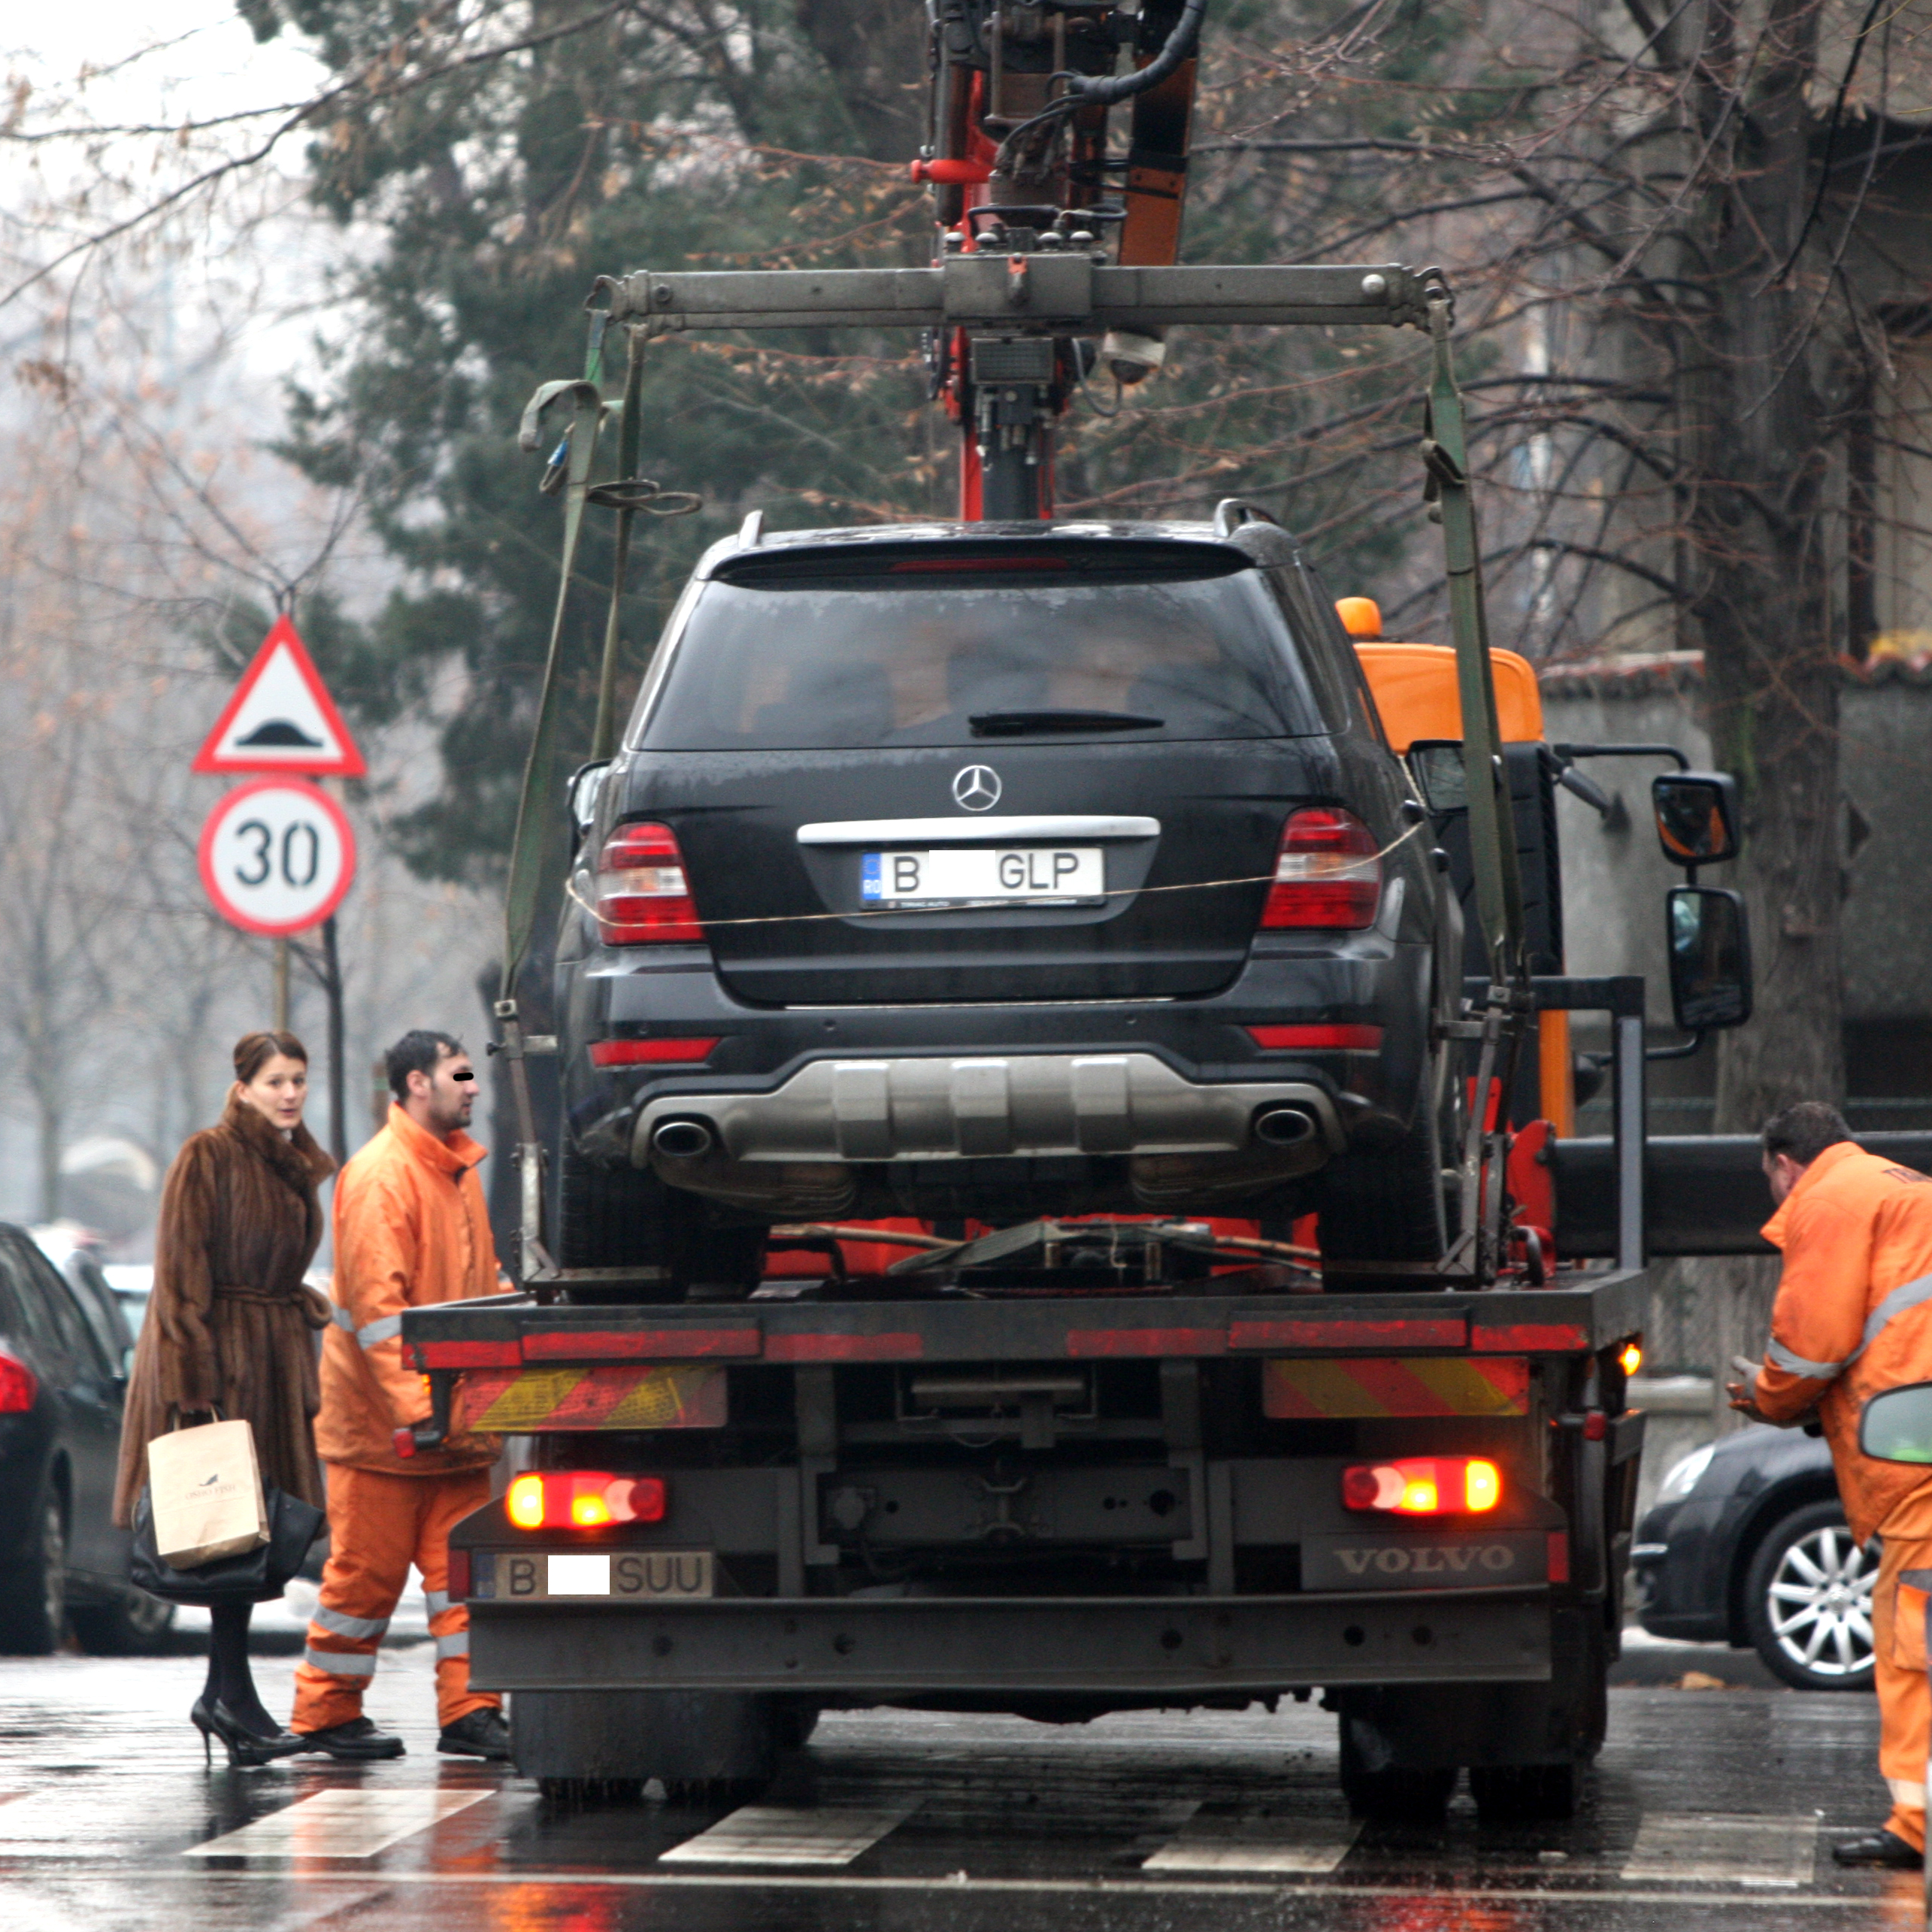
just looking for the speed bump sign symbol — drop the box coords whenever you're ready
[198,778,356,937]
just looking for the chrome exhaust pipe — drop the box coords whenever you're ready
[1252,1106,1319,1149]
[652,1119,715,1161]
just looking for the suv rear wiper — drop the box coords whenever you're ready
[969,709,1164,736]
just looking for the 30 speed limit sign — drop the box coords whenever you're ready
[198,778,356,936]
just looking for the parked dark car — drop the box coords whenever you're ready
[0,1224,172,1653]
[1632,1424,1873,1691]
[556,518,1458,1293]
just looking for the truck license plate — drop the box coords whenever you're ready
[861,847,1102,906]
[474,1549,713,1601]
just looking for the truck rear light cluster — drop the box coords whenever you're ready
[1246,1024,1383,1051]
[1260,808,1382,929]
[0,1352,37,1415]
[506,1472,668,1531]
[589,1038,719,1067]
[595,822,702,945]
[1342,1456,1502,1515]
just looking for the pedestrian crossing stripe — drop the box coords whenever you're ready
[182,1788,492,1859]
[461,1363,726,1431]
[1261,1355,1530,1419]
[659,1804,918,1867]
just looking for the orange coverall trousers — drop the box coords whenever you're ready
[291,1464,499,1734]
[1872,1529,1932,1854]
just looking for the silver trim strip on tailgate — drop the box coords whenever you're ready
[796,816,1160,846]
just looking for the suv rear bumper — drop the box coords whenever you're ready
[634,1053,1344,1165]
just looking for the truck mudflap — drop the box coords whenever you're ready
[467,1587,1552,1697]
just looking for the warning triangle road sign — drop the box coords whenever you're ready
[192,615,366,777]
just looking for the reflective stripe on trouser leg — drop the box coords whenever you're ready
[1873,1531,1932,1856]
[290,1462,422,1737]
[416,1466,500,1731]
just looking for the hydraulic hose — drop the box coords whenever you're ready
[992,0,1206,173]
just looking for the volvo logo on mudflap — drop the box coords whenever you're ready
[952,765,1001,811]
[1301,1529,1545,1591]
[1335,1544,1517,1577]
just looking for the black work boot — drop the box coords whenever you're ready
[438,1707,512,1761]
[1831,1828,1921,1868]
[295,1717,407,1761]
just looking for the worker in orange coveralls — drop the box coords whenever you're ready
[291,1030,510,1762]
[1728,1101,1932,1869]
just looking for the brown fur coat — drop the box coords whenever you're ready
[113,1094,335,1525]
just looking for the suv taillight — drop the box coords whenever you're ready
[1260,808,1381,929]
[0,1352,38,1415]
[596,822,702,945]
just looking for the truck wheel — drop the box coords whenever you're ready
[513,1688,791,1791]
[1469,1762,1579,1823]
[1340,1758,1456,1823]
[1318,1104,1446,1285]
[557,1140,763,1299]
[1743,1499,1878,1691]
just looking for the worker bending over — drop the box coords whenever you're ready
[1729,1101,1932,1868]
[292,1030,510,1761]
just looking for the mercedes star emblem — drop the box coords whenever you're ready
[952,765,1002,812]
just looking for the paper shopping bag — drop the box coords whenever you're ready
[146,1418,269,1567]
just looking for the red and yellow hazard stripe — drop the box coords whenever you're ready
[1262,1355,1529,1419]
[459,1364,725,1431]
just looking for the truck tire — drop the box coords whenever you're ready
[1469,1761,1579,1823]
[513,1688,799,1798]
[1339,1743,1455,1822]
[557,1140,763,1300]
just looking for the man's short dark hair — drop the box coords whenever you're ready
[1762,1101,1855,1167]
[386,1029,464,1101]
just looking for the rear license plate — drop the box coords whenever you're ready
[861,847,1102,906]
[474,1549,714,1602]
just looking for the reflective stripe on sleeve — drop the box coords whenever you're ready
[1857,1273,1932,1364]
[1766,1338,1846,1380]
[435,1631,470,1661]
[304,1646,378,1678]
[313,1606,389,1641]
[329,1302,404,1349]
[422,1590,451,1619]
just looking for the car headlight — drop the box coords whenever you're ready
[1656,1443,1715,1505]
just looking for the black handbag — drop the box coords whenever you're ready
[131,1482,326,1606]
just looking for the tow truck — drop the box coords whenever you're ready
[401,0,1761,1822]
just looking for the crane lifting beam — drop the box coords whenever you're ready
[601,260,1445,337]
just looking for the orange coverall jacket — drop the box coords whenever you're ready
[318,1103,501,1477]
[1755,1141,1932,1544]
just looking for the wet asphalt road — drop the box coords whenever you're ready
[0,1637,1921,1931]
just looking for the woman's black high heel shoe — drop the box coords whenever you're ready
[192,1696,304,1767]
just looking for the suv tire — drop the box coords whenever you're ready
[0,1489,67,1655]
[1317,1099,1447,1283]
[557,1139,763,1300]
[1743,1498,1877,1691]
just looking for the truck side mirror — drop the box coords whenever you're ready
[1860,1382,1932,1463]
[1652,771,1740,866]
[565,760,610,849]
[1666,886,1752,1031]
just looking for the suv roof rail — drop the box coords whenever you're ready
[1213,498,1279,538]
[738,509,765,546]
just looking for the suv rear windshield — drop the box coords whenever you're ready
[634,547,1325,751]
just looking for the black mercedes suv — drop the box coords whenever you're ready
[555,513,1458,1292]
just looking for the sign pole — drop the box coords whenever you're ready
[274,938,291,1031]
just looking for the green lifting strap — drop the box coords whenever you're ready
[502,376,606,998]
[1422,296,1527,989]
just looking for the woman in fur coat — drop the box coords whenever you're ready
[114,1030,334,1764]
